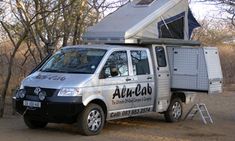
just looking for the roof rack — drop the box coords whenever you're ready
[137,38,201,46]
[104,38,201,47]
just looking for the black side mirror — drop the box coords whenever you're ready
[99,69,106,79]
[110,66,119,77]
[99,66,119,79]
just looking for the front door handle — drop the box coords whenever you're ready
[126,78,132,81]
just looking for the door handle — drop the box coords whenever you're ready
[147,76,152,80]
[126,78,132,81]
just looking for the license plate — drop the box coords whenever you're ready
[23,100,41,108]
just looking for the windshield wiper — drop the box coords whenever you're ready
[64,70,92,74]
[41,69,67,73]
[41,68,92,74]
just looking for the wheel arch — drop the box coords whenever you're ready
[171,91,186,103]
[89,99,107,118]
[83,95,108,118]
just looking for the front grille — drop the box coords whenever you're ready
[24,86,58,97]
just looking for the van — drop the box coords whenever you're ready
[13,42,223,135]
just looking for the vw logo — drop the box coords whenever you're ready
[34,87,41,95]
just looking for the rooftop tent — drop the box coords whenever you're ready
[83,0,200,44]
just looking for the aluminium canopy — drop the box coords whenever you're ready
[83,0,200,44]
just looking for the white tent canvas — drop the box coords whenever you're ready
[83,0,200,43]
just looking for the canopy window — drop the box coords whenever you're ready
[158,12,185,39]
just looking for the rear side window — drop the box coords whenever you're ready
[131,50,150,75]
[155,47,167,67]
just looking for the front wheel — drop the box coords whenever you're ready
[76,103,105,136]
[164,98,183,122]
[23,115,48,129]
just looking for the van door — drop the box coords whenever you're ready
[152,46,171,112]
[98,50,136,120]
[130,49,155,114]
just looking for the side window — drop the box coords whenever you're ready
[131,50,150,75]
[155,47,167,67]
[101,51,128,78]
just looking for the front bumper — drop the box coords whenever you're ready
[13,96,84,124]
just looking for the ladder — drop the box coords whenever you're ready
[184,103,213,124]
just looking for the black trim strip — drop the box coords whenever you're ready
[171,88,208,93]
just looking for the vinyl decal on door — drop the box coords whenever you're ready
[112,83,152,105]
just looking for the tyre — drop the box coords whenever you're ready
[23,115,48,129]
[164,98,183,122]
[76,103,105,136]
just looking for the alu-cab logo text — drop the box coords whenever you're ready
[112,83,152,99]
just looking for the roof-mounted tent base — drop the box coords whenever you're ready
[137,38,201,46]
[84,38,201,48]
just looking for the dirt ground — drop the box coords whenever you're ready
[0,86,235,141]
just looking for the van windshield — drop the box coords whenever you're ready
[40,48,107,74]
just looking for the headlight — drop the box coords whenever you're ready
[57,88,81,97]
[16,89,26,99]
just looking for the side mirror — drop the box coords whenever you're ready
[99,66,119,79]
[110,66,119,77]
[99,69,106,79]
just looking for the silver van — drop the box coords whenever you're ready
[13,43,223,135]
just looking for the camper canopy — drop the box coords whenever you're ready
[83,0,200,44]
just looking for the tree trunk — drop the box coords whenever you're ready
[0,21,27,118]
[0,52,15,118]
[0,96,4,117]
